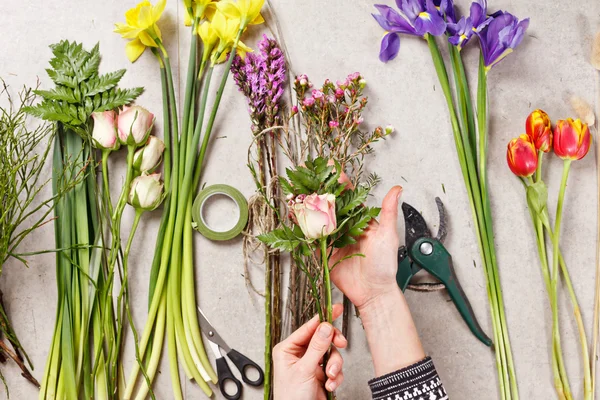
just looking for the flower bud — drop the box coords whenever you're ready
[506,134,538,177]
[525,109,552,152]
[303,97,315,107]
[91,111,119,150]
[553,118,592,161]
[128,173,164,211]
[291,105,299,114]
[329,121,339,128]
[133,136,165,173]
[118,106,155,146]
[292,193,337,239]
[385,125,394,135]
[359,78,367,89]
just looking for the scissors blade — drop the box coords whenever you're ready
[402,202,431,250]
[197,308,232,353]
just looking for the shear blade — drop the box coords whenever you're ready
[402,202,431,250]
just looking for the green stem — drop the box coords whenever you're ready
[552,160,573,398]
[477,56,518,399]
[430,34,510,399]
[321,238,333,400]
[536,151,544,183]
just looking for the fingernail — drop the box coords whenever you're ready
[328,381,337,391]
[329,364,340,377]
[318,323,332,338]
[396,186,403,199]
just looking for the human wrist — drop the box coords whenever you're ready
[357,285,404,325]
[359,286,426,377]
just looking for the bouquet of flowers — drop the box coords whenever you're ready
[506,111,592,399]
[372,1,529,397]
[259,157,381,399]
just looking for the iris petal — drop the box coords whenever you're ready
[379,32,401,62]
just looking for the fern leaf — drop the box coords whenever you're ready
[83,70,126,97]
[34,87,78,104]
[46,69,78,89]
[95,87,144,112]
[79,43,101,82]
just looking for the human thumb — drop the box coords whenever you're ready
[298,323,334,369]
[378,186,402,235]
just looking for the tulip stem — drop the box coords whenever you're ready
[536,151,544,183]
[552,160,575,399]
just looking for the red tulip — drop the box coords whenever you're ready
[553,118,592,161]
[507,134,538,177]
[526,109,552,152]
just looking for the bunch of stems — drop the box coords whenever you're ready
[123,21,246,400]
[426,34,518,399]
[42,125,108,399]
[525,157,591,400]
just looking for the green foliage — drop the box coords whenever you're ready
[24,40,143,136]
[257,225,302,252]
[261,156,380,251]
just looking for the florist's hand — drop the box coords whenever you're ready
[330,185,425,376]
[273,304,347,400]
[330,185,403,310]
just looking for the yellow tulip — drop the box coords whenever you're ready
[217,0,265,30]
[114,0,167,62]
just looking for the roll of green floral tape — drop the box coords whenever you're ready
[191,184,249,241]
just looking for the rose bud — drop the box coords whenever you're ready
[118,106,155,146]
[553,118,592,161]
[525,109,552,152]
[133,136,165,173]
[91,111,119,150]
[128,173,164,211]
[507,134,538,177]
[292,193,337,239]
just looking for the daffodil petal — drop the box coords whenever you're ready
[139,31,158,47]
[250,12,265,25]
[217,1,241,19]
[114,23,142,39]
[236,40,253,60]
[184,9,193,26]
[126,38,146,63]
[153,0,167,20]
[248,0,265,20]
[204,3,217,20]
[152,23,162,42]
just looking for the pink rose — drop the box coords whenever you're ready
[91,111,119,150]
[118,105,155,146]
[292,193,337,239]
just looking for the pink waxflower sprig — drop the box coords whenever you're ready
[292,72,393,184]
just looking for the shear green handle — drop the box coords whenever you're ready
[408,237,493,347]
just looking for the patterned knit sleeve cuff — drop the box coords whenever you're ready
[368,357,448,400]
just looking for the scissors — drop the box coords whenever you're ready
[396,198,493,347]
[198,308,265,399]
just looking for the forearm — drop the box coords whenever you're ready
[359,286,425,376]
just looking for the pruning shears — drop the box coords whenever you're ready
[396,198,493,347]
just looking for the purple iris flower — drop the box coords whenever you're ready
[477,10,529,69]
[373,0,447,62]
[433,0,456,23]
[447,0,492,50]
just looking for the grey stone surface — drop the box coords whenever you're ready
[1,0,600,399]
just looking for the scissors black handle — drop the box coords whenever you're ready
[227,349,265,386]
[216,356,243,400]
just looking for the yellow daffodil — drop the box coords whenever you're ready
[217,0,265,30]
[198,21,219,62]
[210,11,252,64]
[183,0,216,26]
[114,0,166,62]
